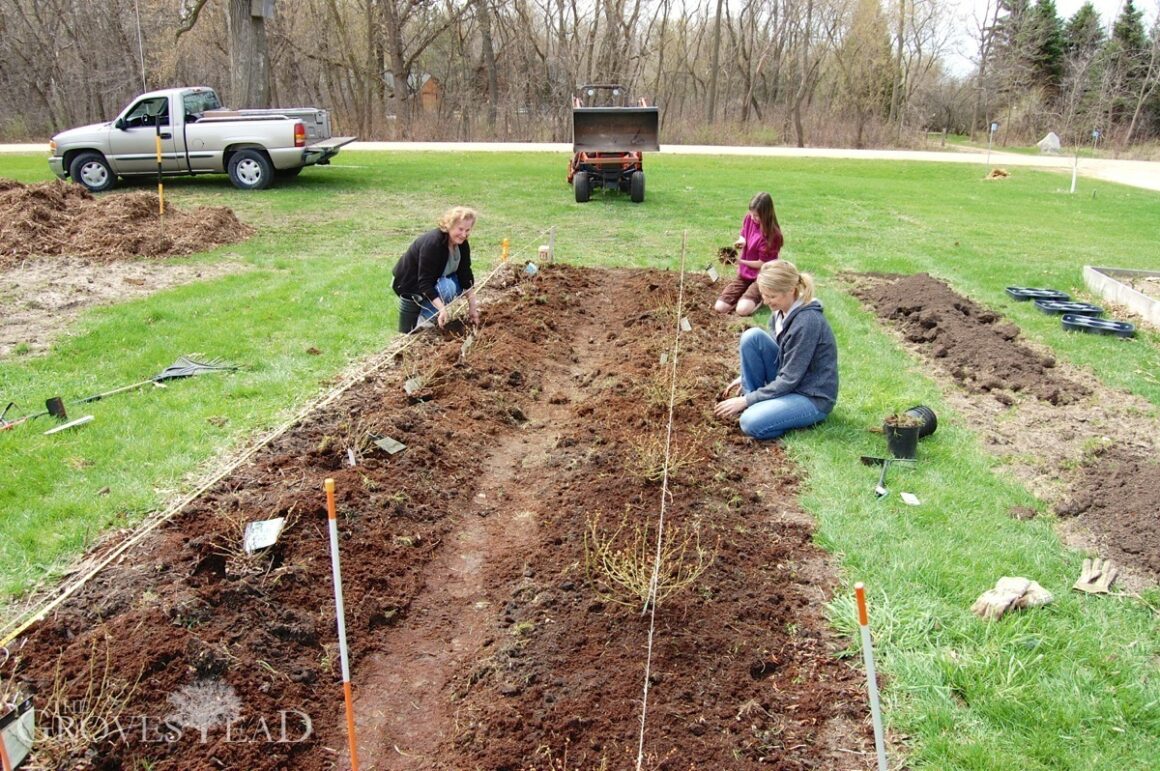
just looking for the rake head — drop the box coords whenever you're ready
[153,356,237,381]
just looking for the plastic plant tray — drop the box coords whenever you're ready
[1061,314,1136,337]
[1034,300,1103,316]
[1006,286,1070,302]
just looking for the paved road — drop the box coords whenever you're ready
[4,141,1157,192]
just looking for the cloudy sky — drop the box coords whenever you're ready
[947,0,1157,77]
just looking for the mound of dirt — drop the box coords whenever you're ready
[850,272,1089,405]
[0,179,252,267]
[1055,448,1160,577]
[8,266,871,770]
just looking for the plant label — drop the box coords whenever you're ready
[243,517,286,554]
[373,435,407,455]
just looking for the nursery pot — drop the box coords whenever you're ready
[883,421,920,460]
[904,405,937,439]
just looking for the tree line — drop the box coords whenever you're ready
[0,0,1156,150]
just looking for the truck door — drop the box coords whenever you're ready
[108,96,179,175]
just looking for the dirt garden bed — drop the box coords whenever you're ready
[6,266,873,770]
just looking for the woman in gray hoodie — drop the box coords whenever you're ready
[714,260,838,439]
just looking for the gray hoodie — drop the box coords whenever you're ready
[745,299,839,413]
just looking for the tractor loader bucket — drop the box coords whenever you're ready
[572,107,660,153]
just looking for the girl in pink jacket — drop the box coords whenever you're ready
[714,192,784,316]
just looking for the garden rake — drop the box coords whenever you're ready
[76,356,237,404]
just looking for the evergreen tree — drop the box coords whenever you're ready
[1028,0,1065,94]
[1064,2,1105,59]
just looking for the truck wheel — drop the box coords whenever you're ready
[630,171,645,203]
[228,149,273,190]
[69,152,116,192]
[574,171,590,203]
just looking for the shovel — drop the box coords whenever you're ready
[860,455,917,499]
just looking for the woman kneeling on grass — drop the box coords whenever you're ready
[392,206,481,333]
[714,260,838,440]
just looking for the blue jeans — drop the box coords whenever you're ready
[418,276,462,320]
[398,275,462,332]
[736,327,829,440]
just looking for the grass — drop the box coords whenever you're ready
[1,149,1158,768]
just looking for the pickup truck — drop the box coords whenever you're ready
[48,86,355,191]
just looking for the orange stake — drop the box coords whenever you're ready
[325,478,360,771]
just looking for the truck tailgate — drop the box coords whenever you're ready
[309,136,357,151]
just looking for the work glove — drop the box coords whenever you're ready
[971,587,1023,621]
[971,576,1054,621]
[1072,558,1118,594]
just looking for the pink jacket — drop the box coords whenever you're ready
[738,214,783,280]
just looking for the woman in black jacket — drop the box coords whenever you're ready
[392,206,481,332]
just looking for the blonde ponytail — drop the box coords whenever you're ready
[757,260,815,304]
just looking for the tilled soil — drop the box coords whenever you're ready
[849,272,1160,588]
[9,266,872,770]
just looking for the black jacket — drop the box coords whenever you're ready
[391,228,474,302]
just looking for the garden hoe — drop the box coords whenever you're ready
[0,397,68,432]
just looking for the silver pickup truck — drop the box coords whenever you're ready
[48,86,355,191]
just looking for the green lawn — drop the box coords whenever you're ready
[1,150,1157,768]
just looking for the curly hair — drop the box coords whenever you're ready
[437,206,478,232]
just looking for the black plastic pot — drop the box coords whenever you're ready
[884,423,920,459]
[904,405,938,438]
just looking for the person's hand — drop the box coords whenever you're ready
[436,307,448,328]
[714,396,747,419]
[734,237,745,250]
[719,377,741,399]
[468,306,481,325]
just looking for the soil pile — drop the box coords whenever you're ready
[851,272,1089,405]
[1056,448,1160,577]
[0,179,252,267]
[9,266,870,770]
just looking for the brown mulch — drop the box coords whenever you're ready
[0,179,252,266]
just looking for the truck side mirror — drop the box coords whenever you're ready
[114,118,126,130]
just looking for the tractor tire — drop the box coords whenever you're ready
[630,171,645,203]
[228,149,274,190]
[574,171,590,203]
[69,151,116,192]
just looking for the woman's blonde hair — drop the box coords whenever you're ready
[757,260,815,305]
[437,206,477,232]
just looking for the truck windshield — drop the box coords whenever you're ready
[124,97,170,128]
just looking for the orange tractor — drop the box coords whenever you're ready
[568,84,660,203]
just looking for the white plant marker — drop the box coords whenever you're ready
[325,479,361,771]
[856,582,889,770]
